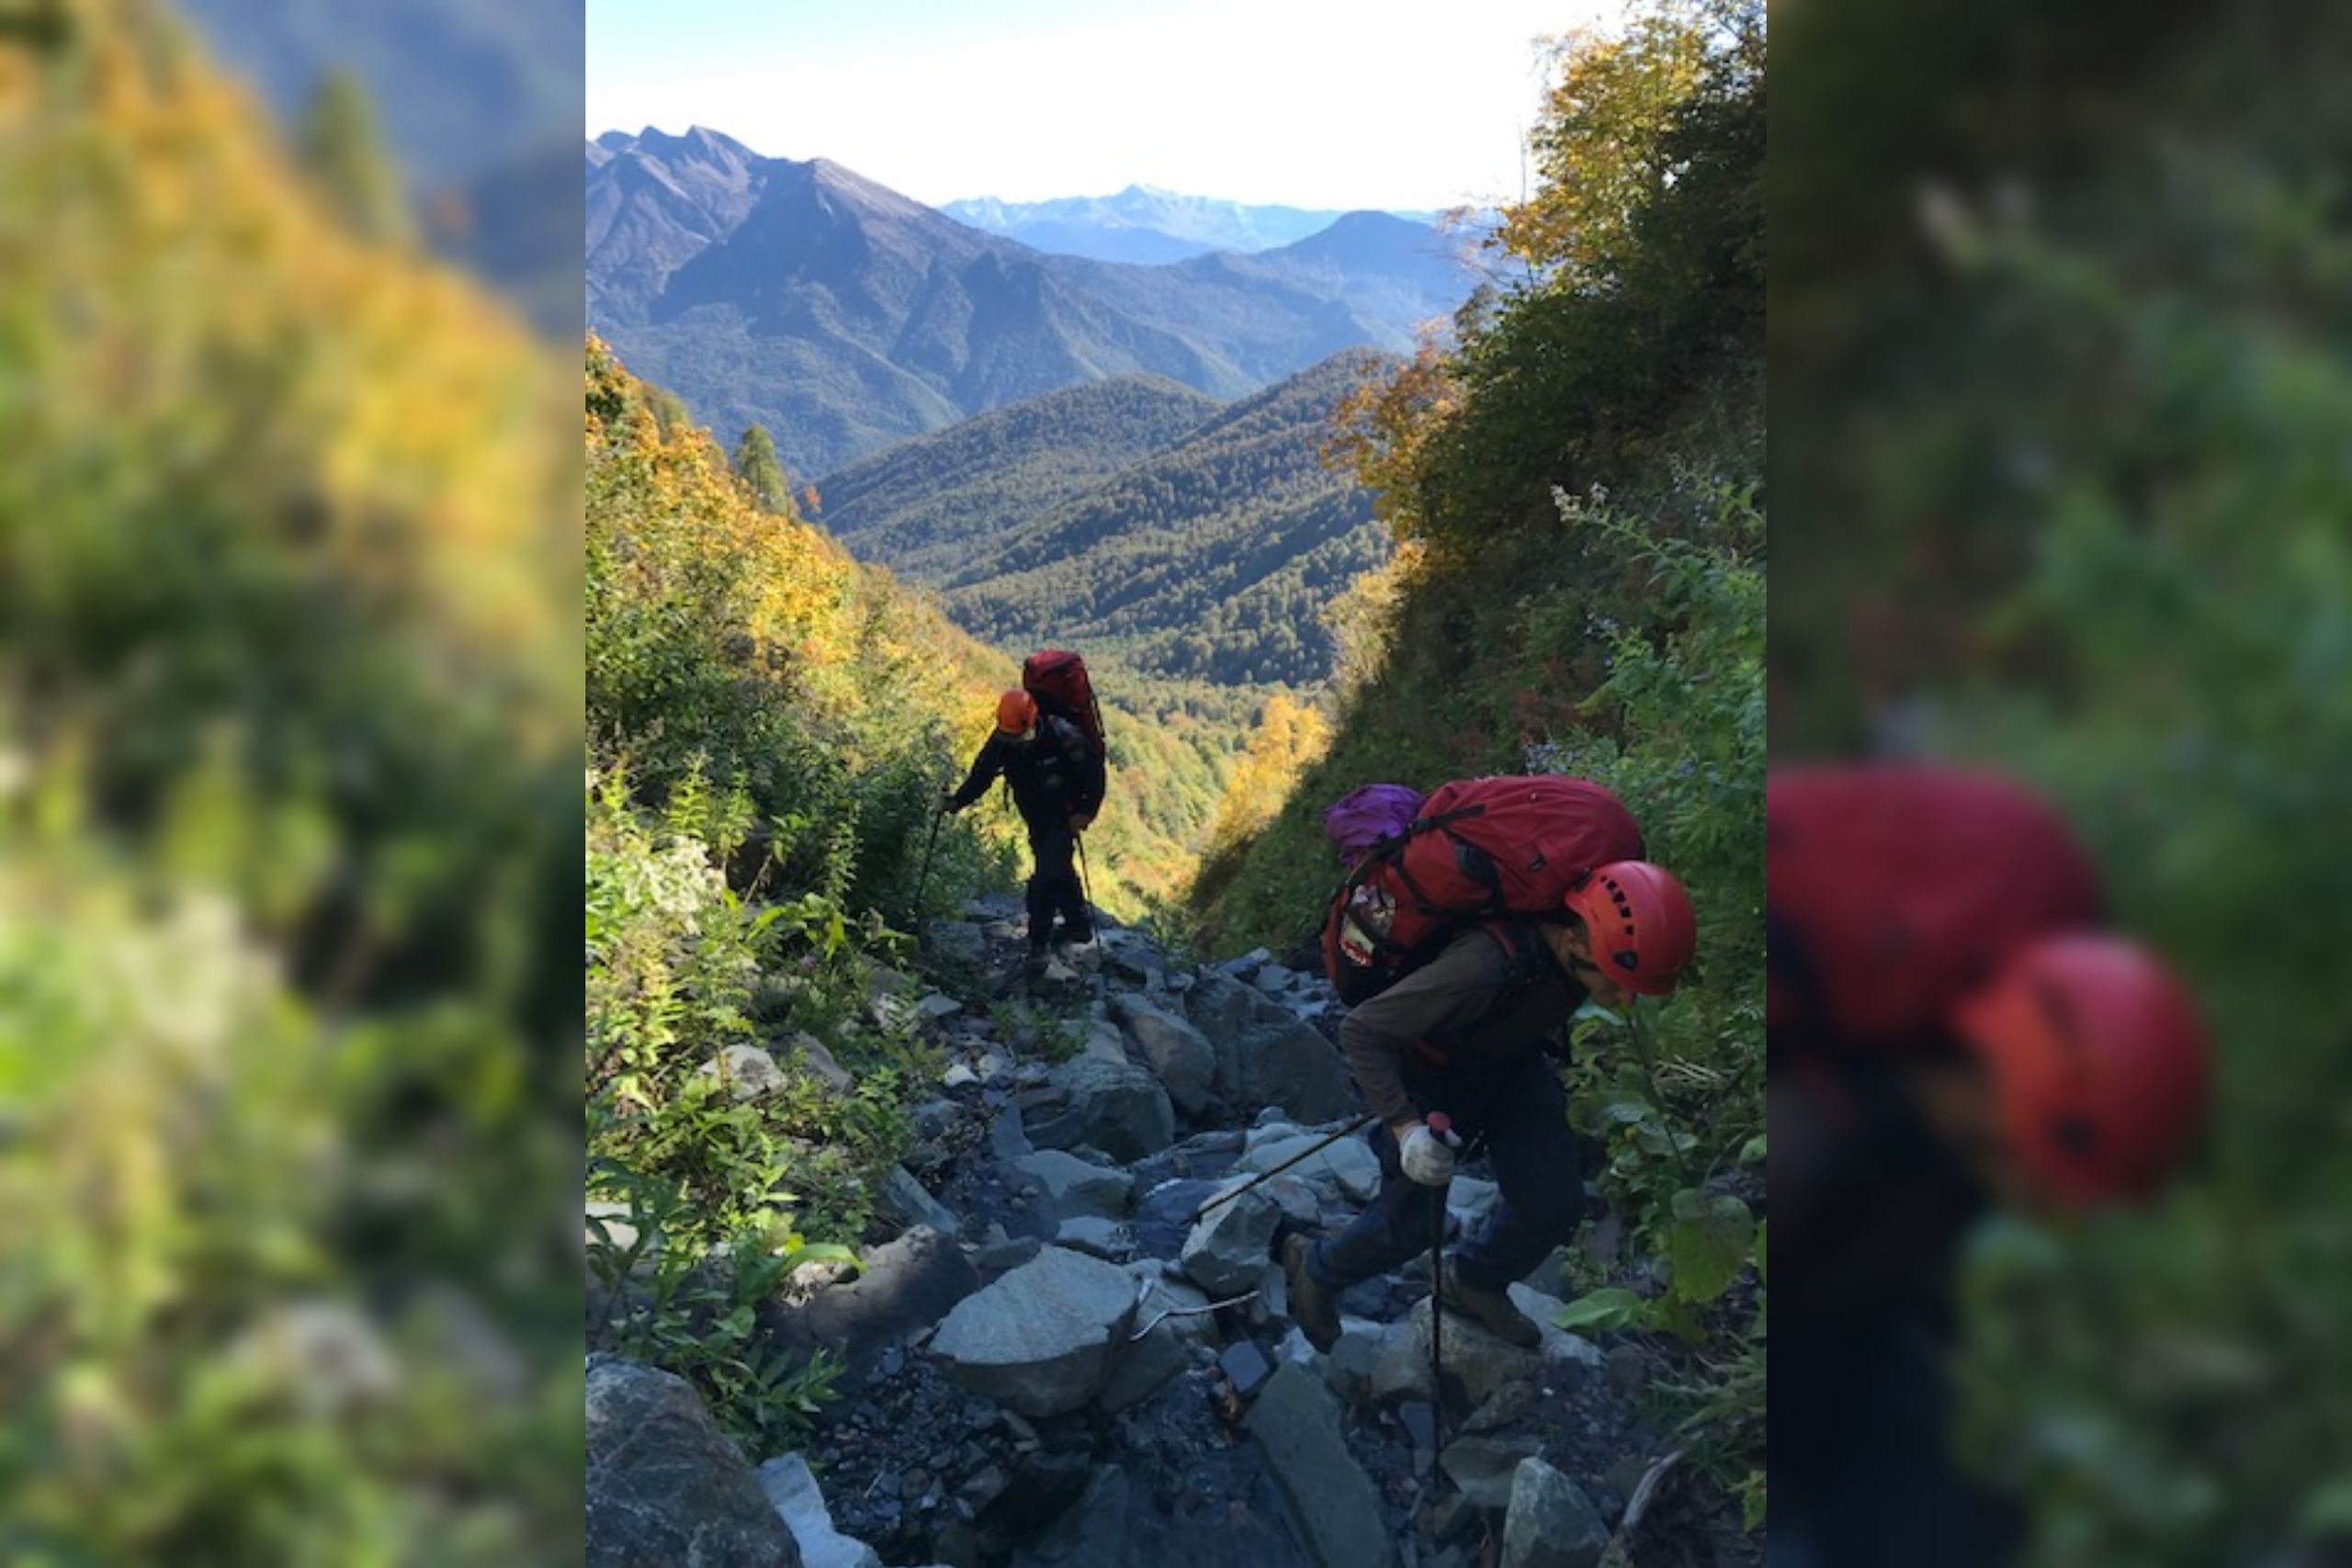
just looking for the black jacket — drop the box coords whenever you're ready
[948,715,1103,826]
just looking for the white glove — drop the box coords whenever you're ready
[1398,1122,1457,1187]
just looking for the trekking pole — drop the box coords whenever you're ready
[1185,1113,1378,1225]
[914,792,946,911]
[1427,1110,1459,1440]
[1074,829,1095,924]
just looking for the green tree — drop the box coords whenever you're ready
[732,422,792,514]
[297,68,413,247]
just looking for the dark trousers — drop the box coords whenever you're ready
[1024,817,1091,949]
[1308,1051,1581,1292]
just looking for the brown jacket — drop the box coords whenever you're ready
[1338,926,1587,1123]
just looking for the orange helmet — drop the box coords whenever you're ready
[1563,861,1697,997]
[1946,934,2208,1206]
[995,689,1037,734]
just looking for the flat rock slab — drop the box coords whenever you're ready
[1220,1338,1273,1398]
[1054,1215,1134,1260]
[586,1356,801,1568]
[1244,1361,1399,1568]
[929,1246,1136,1416]
[1011,1149,1134,1221]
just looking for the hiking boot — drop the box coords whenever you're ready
[1439,1260,1542,1348]
[1283,1234,1342,1353]
[1022,945,1050,979]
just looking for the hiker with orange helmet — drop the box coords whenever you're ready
[1766,765,2209,1568]
[1285,832,1699,1352]
[942,688,1106,975]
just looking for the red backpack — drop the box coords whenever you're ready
[1023,649,1106,763]
[1320,775,1645,1006]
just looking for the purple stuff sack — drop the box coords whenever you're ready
[1322,784,1426,866]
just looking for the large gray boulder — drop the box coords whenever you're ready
[1369,1296,1546,1409]
[1238,1017,1360,1123]
[1236,1128,1383,1204]
[1501,1458,1610,1568]
[1024,1055,1175,1162]
[1191,976,1358,1123]
[1110,993,1217,1115]
[759,1453,881,1568]
[585,1356,801,1568]
[1244,1362,1399,1568]
[879,1167,961,1236]
[1182,973,1262,1066]
[764,1225,978,1382]
[1096,1314,1189,1412]
[1440,1432,1548,1509]
[929,1246,1137,1416]
[1177,1183,1281,1296]
[1011,1149,1135,1222]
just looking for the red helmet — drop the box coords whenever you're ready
[1564,861,1697,997]
[1946,934,2208,1205]
[995,689,1037,734]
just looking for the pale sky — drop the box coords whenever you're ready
[586,0,1622,211]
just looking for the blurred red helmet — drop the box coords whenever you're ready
[995,689,1037,734]
[1946,934,2209,1205]
[1564,861,1696,997]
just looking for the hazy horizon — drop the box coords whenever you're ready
[586,0,1620,211]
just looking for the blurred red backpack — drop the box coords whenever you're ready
[1767,767,2105,1046]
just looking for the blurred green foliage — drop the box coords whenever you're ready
[2,0,580,1560]
[1773,0,2352,1557]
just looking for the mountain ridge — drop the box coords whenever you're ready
[586,128,1475,477]
[939,184,1440,264]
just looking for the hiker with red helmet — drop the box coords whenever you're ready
[1285,774,1698,1352]
[1767,765,2209,1568]
[941,686,1106,975]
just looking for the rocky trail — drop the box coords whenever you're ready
[587,896,1759,1568]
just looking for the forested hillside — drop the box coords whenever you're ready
[1191,0,1767,1527]
[815,375,1222,571]
[585,337,1241,920]
[824,352,1396,688]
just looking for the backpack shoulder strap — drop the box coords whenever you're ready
[1476,916,1558,990]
